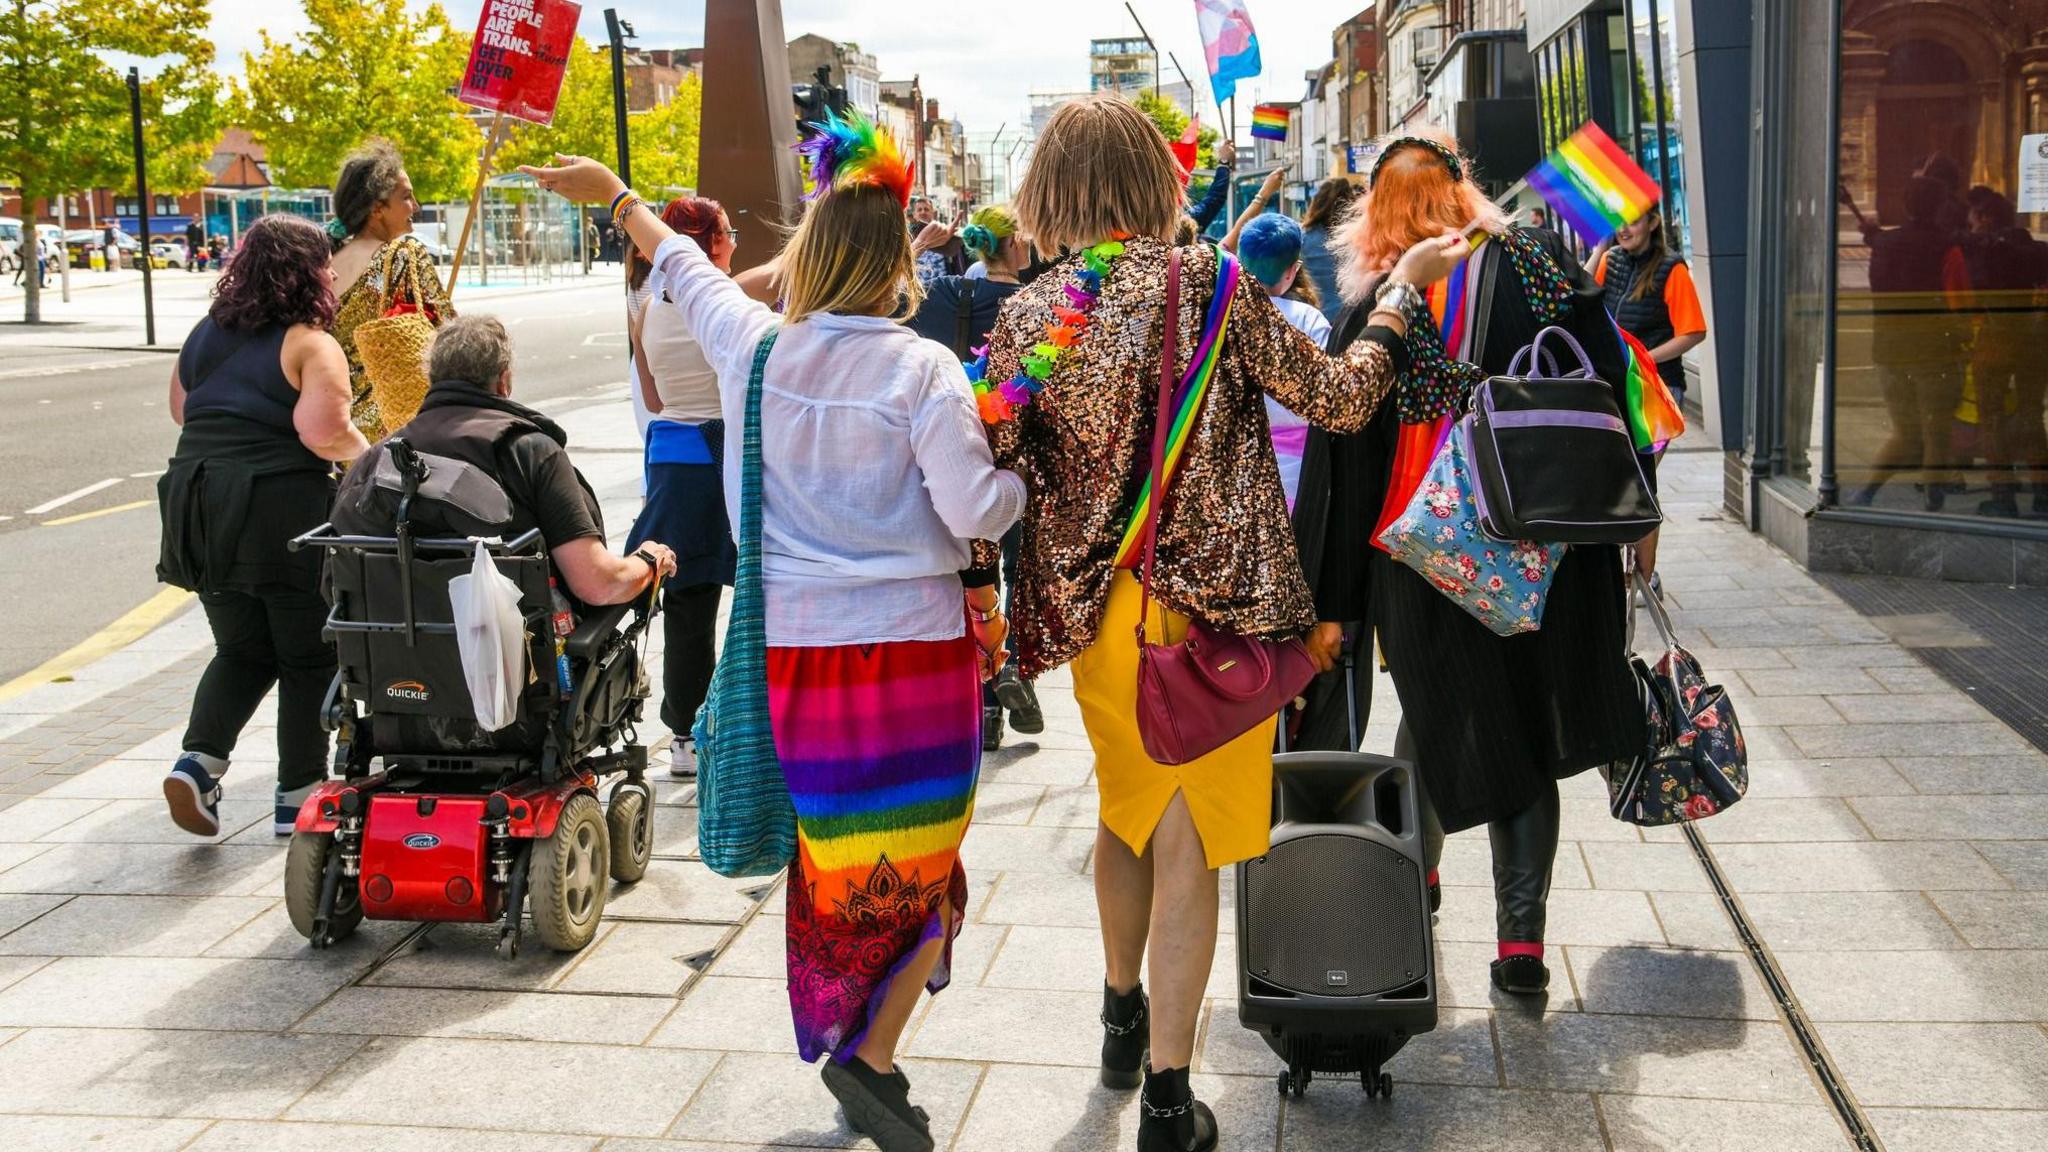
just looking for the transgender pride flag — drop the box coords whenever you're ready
[1194,0,1262,105]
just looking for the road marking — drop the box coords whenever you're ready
[0,356,156,381]
[0,586,193,703]
[41,498,153,527]
[24,477,121,515]
[130,469,164,479]
[581,331,626,346]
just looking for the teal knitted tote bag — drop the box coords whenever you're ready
[693,330,797,877]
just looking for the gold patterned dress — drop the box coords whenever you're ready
[332,236,454,438]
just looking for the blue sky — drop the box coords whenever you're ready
[203,0,1367,143]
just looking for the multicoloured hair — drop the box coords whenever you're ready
[794,108,914,208]
[960,204,1018,260]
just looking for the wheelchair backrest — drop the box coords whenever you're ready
[326,537,557,724]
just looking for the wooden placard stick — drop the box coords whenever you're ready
[446,112,510,297]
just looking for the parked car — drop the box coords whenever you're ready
[149,240,186,268]
[408,233,453,265]
[0,217,20,275]
[65,229,141,267]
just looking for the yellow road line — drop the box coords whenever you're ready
[0,586,194,703]
[40,498,154,527]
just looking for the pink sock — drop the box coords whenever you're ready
[1498,941,1544,961]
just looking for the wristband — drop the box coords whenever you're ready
[632,547,661,576]
[609,188,634,217]
[612,193,644,226]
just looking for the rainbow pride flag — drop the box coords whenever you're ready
[1250,104,1289,141]
[1525,121,1663,246]
[1615,322,1687,450]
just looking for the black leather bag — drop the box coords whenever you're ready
[1466,326,1662,545]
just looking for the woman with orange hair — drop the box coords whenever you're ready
[1292,132,1654,997]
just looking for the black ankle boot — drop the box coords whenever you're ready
[820,1058,933,1152]
[1490,953,1550,995]
[1137,1065,1217,1152]
[1101,982,1148,1089]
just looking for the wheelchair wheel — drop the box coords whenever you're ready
[284,831,362,945]
[606,785,653,884]
[528,793,608,951]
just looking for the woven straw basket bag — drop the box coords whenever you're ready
[355,248,436,436]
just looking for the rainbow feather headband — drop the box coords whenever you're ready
[794,108,914,207]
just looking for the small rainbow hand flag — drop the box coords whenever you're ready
[1526,121,1662,246]
[1250,104,1289,141]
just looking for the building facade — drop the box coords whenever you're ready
[1741,0,2048,583]
[786,35,881,120]
[1329,8,1384,175]
[1382,0,1449,130]
[1090,37,1156,97]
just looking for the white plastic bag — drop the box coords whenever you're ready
[449,539,526,730]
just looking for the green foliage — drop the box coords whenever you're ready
[0,0,223,319]
[497,41,617,174]
[631,73,702,196]
[240,0,482,201]
[1133,89,1219,169]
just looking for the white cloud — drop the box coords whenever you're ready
[205,0,1368,141]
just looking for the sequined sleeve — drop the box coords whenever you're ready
[1227,269,1400,434]
[980,307,1027,470]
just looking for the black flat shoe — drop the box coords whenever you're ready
[1490,954,1550,995]
[1137,1065,1217,1152]
[821,1058,934,1152]
[981,704,1005,753]
[1101,982,1148,1090]
[996,668,1044,735]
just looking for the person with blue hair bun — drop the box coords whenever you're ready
[1234,212,1331,510]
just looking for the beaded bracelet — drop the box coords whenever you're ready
[611,193,644,226]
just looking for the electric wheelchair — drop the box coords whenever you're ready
[284,439,657,958]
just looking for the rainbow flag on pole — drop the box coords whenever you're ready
[1194,0,1263,104]
[1525,121,1663,246]
[1250,104,1289,141]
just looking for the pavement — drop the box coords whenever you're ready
[0,408,2042,1151]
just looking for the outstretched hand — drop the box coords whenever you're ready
[517,154,629,206]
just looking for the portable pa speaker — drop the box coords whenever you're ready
[1236,751,1437,1098]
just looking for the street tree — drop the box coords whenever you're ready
[1,0,224,322]
[497,41,617,174]
[631,74,703,197]
[240,0,481,203]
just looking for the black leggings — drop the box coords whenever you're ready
[1398,720,1561,944]
[662,582,723,736]
[183,588,334,791]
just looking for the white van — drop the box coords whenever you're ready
[0,217,21,275]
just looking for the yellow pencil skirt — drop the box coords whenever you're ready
[1071,572,1277,870]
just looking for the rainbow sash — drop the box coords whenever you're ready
[1371,239,1486,552]
[1114,253,1242,569]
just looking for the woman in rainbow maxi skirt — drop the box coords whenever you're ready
[523,110,1023,1152]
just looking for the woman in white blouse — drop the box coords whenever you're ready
[525,112,1021,1152]
[625,196,741,781]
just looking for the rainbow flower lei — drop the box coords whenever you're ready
[968,240,1126,424]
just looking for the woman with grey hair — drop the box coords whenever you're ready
[329,138,454,437]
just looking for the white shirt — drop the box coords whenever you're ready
[1265,295,1331,509]
[651,234,1026,647]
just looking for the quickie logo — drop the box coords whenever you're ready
[384,680,432,702]
[403,833,442,850]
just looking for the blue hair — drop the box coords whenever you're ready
[1238,213,1304,290]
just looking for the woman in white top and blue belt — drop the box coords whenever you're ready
[526,110,1024,1152]
[626,196,741,780]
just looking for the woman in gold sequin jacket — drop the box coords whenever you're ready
[980,95,1467,1152]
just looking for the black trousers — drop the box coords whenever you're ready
[662,582,723,736]
[980,525,1026,709]
[1399,720,1560,944]
[183,588,333,791]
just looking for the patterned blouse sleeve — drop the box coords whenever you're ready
[1225,259,1405,434]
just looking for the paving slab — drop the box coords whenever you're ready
[1717,890,1963,951]
[1864,1107,2048,1152]
[286,1036,718,1137]
[1816,1021,2048,1109]
[1974,840,2048,889]
[36,797,273,843]
[1278,1081,1605,1152]
[958,822,1095,875]
[0,841,284,897]
[1737,758,1916,798]
[1657,797,1871,844]
[953,1064,1278,1152]
[0,954,353,1030]
[1594,1097,1848,1152]
[1926,890,2048,948]
[0,797,109,841]
[647,974,799,1054]
[1564,945,1777,1020]
[1198,1001,1501,1088]
[294,985,676,1045]
[0,893,66,938]
[1496,1012,1818,1103]
[0,1026,363,1118]
[364,921,586,991]
[667,1050,984,1148]
[906,985,1101,1066]
[1849,794,2048,841]
[183,1120,601,1151]
[0,1114,210,1151]
[1887,753,2048,794]
[554,920,730,996]
[1706,841,2011,892]
[1776,949,2048,1022]
[0,894,272,957]
[602,859,773,924]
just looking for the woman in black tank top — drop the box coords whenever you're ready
[157,215,369,842]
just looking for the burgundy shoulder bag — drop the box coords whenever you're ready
[1134,248,1318,765]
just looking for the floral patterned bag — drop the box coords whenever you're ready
[1375,417,1566,637]
[1603,575,1750,825]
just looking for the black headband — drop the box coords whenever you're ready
[1367,136,1465,189]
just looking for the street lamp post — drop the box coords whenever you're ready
[1124,2,1160,102]
[1166,51,1197,118]
[126,67,156,347]
[987,123,1006,207]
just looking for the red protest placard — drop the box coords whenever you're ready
[458,0,582,126]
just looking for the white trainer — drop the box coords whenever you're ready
[669,736,698,779]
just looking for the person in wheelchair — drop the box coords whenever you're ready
[331,314,679,607]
